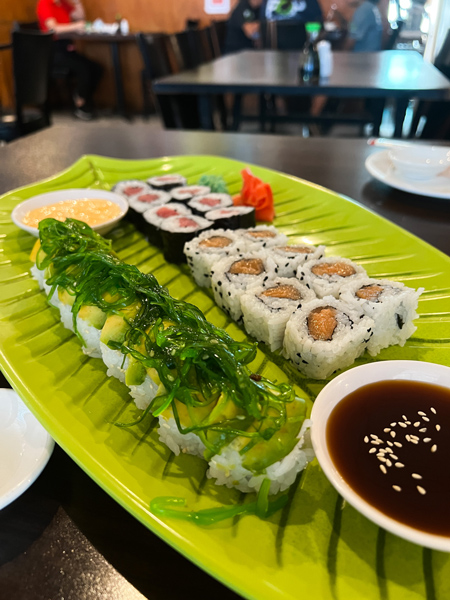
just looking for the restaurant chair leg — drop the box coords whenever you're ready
[231,95,242,131]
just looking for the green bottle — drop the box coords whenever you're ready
[301,22,321,82]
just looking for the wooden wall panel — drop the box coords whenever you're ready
[0,0,389,113]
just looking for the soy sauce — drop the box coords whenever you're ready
[327,380,450,536]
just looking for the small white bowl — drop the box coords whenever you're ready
[388,146,450,181]
[12,188,128,237]
[311,360,450,551]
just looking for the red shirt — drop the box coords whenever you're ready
[37,0,73,31]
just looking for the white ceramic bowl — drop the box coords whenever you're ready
[388,146,450,180]
[311,360,450,551]
[12,188,128,237]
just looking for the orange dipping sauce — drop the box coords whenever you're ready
[22,199,123,228]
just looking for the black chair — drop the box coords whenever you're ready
[137,33,201,129]
[409,28,450,139]
[211,20,227,55]
[383,20,404,51]
[0,29,53,142]
[264,20,307,50]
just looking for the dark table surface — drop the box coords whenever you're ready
[0,124,449,600]
[153,49,450,99]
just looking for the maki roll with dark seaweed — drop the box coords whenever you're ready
[147,174,187,192]
[143,203,193,247]
[127,190,171,227]
[161,215,212,263]
[188,193,233,216]
[205,206,256,230]
[112,180,150,199]
[171,185,210,203]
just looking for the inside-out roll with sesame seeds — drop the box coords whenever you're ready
[268,243,326,278]
[210,252,277,321]
[240,277,316,351]
[283,296,375,379]
[339,278,424,356]
[183,229,245,287]
[236,225,288,252]
[297,256,367,298]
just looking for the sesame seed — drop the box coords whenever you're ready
[422,416,430,422]
[402,415,408,420]
[378,456,386,462]
[392,485,402,492]
[364,436,369,443]
[405,421,411,425]
[395,462,404,468]
[410,435,419,440]
[431,444,437,453]
[431,407,436,414]
[412,473,422,479]
[390,422,397,427]
[411,439,419,445]
[387,441,394,447]
[406,434,411,441]
[384,448,393,454]
[380,465,387,474]
[370,434,377,439]
[390,431,396,438]
[369,448,377,454]
[417,486,426,495]
[414,421,421,427]
[423,438,432,443]
[418,411,426,416]
[386,459,392,467]
[391,454,398,460]
[436,424,441,431]
[399,422,407,428]
[394,442,402,448]
[384,428,391,433]
[419,428,427,433]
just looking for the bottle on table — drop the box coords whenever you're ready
[300,22,321,83]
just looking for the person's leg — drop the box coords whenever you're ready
[52,48,102,113]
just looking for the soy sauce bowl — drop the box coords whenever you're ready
[311,360,450,551]
[388,146,450,180]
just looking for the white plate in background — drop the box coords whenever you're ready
[365,150,450,199]
[0,388,54,510]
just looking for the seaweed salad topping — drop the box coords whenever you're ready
[36,218,298,455]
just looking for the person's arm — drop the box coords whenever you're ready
[345,4,370,50]
[44,17,86,33]
[68,0,86,22]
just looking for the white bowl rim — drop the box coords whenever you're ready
[388,146,450,167]
[11,188,128,237]
[311,360,450,552]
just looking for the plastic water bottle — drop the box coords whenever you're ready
[300,22,321,83]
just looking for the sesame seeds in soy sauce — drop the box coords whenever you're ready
[327,380,450,536]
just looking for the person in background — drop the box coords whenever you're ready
[264,0,323,23]
[224,0,263,54]
[37,0,103,120]
[345,0,383,51]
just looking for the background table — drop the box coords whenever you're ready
[153,50,450,136]
[0,124,449,600]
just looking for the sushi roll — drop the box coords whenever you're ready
[160,215,212,263]
[210,252,277,321]
[170,185,210,203]
[205,206,256,230]
[143,203,192,248]
[298,257,367,298]
[269,243,326,279]
[339,278,424,356]
[183,229,244,288]
[127,190,171,228]
[208,397,314,494]
[147,173,187,192]
[112,180,151,199]
[237,225,288,252]
[240,277,316,351]
[283,296,375,379]
[187,193,233,216]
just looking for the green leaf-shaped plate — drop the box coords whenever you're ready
[1,155,449,600]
